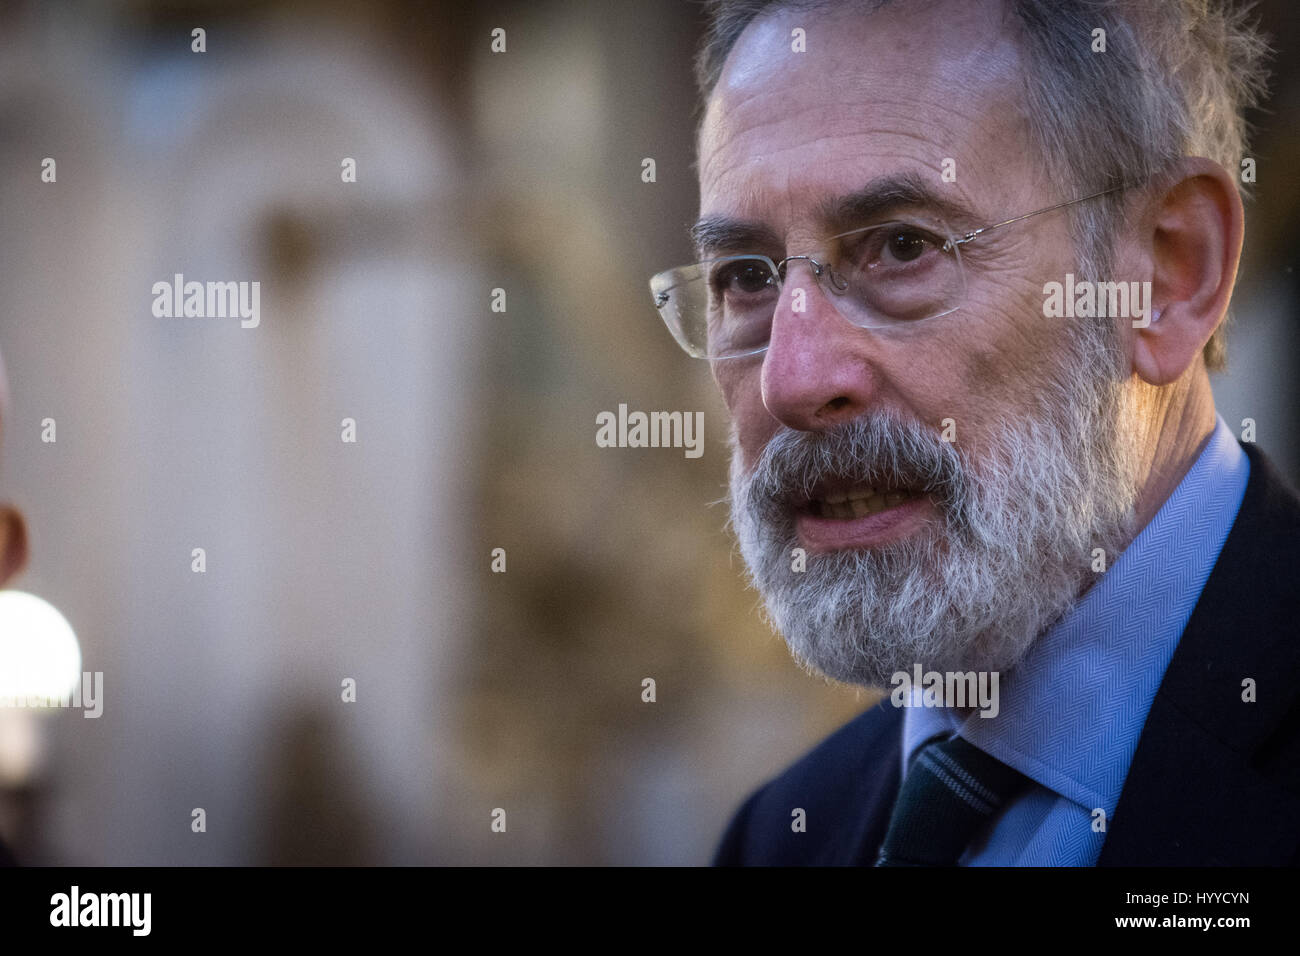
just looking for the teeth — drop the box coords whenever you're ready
[813,487,916,519]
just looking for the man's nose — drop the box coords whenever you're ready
[760,260,879,432]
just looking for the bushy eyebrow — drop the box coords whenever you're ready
[688,218,783,260]
[690,171,980,257]
[819,171,979,233]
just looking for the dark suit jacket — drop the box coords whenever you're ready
[714,442,1300,866]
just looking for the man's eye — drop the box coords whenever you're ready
[886,229,929,263]
[847,224,943,272]
[713,261,774,294]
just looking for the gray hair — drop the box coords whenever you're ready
[695,0,1272,371]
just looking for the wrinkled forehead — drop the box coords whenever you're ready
[696,0,1033,241]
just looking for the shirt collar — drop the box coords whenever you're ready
[903,414,1249,813]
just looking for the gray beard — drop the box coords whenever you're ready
[727,321,1142,688]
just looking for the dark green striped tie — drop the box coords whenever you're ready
[876,735,1031,866]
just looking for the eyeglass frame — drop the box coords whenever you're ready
[651,182,1132,359]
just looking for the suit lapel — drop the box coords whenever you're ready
[1099,443,1300,865]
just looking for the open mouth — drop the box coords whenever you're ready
[803,484,924,519]
[791,480,933,551]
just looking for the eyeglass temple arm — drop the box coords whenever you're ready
[941,184,1129,253]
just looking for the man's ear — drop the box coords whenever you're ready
[0,505,28,586]
[1132,157,1244,386]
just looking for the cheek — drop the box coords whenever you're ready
[977,280,1079,403]
[905,274,1058,431]
[714,359,774,470]
[958,231,1086,394]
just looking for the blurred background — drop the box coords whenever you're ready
[0,0,1295,865]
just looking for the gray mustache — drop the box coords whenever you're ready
[740,415,968,522]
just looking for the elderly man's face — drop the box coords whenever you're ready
[701,1,1141,685]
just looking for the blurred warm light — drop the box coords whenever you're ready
[0,710,42,786]
[0,591,81,701]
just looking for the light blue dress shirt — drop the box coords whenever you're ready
[900,414,1250,865]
